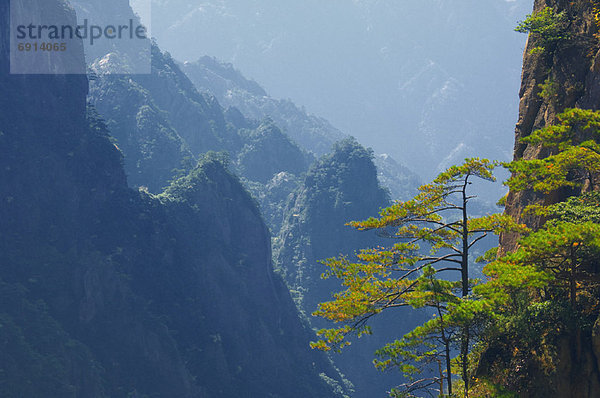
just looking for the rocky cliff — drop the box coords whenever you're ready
[499,1,600,396]
[0,1,346,396]
[502,0,600,251]
[274,138,424,397]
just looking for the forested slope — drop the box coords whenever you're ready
[0,1,347,396]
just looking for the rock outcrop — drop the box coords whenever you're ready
[499,1,600,396]
[274,138,424,398]
[501,0,600,252]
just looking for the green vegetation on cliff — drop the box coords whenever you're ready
[515,6,569,54]
[470,109,600,397]
[0,1,351,396]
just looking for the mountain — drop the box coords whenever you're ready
[0,1,349,396]
[181,56,423,201]
[143,0,531,182]
[275,138,390,314]
[87,31,420,239]
[90,53,307,182]
[88,45,312,238]
[373,153,421,201]
[234,119,311,234]
[82,3,314,237]
[274,138,423,397]
[236,119,309,183]
[88,45,244,192]
[181,56,345,157]
[90,30,422,388]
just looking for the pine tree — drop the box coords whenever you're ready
[312,158,519,397]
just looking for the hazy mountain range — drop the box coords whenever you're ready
[144,0,531,180]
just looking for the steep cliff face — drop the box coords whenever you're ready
[90,50,311,239]
[1,3,194,396]
[0,1,345,396]
[88,36,312,240]
[499,1,600,396]
[502,0,600,251]
[145,158,346,398]
[275,139,390,316]
[274,138,423,397]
